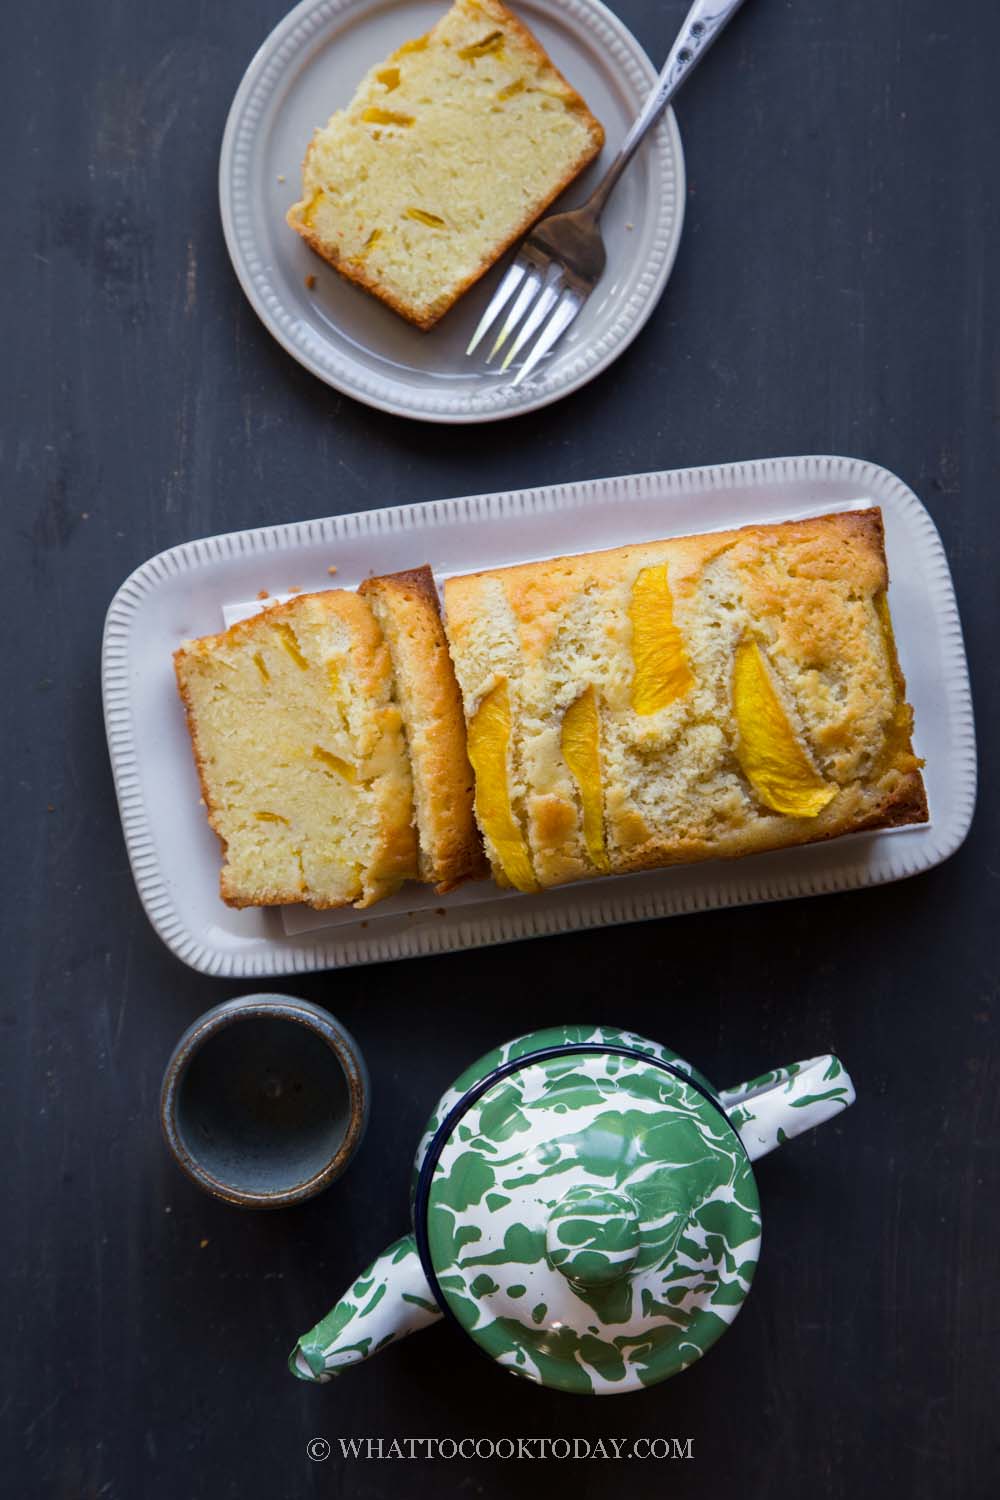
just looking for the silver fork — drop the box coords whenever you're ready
[466,0,750,386]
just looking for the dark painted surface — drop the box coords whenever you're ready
[3,0,997,1496]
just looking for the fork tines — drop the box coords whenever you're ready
[466,254,584,388]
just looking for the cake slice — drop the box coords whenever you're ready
[286,0,605,328]
[359,566,485,890]
[443,510,928,892]
[174,591,418,909]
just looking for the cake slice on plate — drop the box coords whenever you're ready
[287,0,605,328]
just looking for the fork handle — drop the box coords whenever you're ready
[587,0,750,217]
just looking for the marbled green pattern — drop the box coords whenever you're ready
[546,1188,641,1287]
[290,1235,440,1382]
[410,1025,716,1208]
[425,1041,760,1394]
[291,1026,855,1395]
[719,1054,855,1162]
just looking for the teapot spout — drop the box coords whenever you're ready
[720,1055,855,1163]
[290,1234,441,1382]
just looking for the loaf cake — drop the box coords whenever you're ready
[286,0,604,328]
[360,566,485,890]
[443,509,928,892]
[174,591,418,909]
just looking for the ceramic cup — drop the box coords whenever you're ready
[160,994,369,1209]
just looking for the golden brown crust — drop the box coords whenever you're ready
[444,508,928,888]
[610,772,930,879]
[362,564,441,610]
[286,0,604,329]
[446,510,892,664]
[286,211,443,331]
[360,566,487,888]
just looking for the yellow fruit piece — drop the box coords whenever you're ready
[255,811,289,825]
[404,208,446,227]
[467,681,537,892]
[629,564,694,714]
[497,78,525,101]
[346,229,382,264]
[459,30,505,60]
[873,591,921,771]
[274,623,308,670]
[733,639,835,817]
[393,35,428,57]
[301,189,325,229]
[312,745,357,783]
[377,67,400,90]
[325,659,340,694]
[874,590,902,681]
[561,686,609,874]
[361,107,414,127]
[252,652,270,684]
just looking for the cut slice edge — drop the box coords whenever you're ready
[174,590,418,910]
[360,566,487,890]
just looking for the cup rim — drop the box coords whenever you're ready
[159,993,369,1209]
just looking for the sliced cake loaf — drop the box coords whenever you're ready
[359,566,485,890]
[174,591,418,909]
[443,510,928,892]
[286,0,604,328]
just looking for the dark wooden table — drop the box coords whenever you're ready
[4,0,997,1496]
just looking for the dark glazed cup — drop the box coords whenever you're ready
[160,995,369,1209]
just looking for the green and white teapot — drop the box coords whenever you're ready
[291,1025,854,1395]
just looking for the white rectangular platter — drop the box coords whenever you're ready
[102,457,976,977]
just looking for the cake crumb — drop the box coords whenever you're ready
[435,907,446,916]
[256,589,269,600]
[625,221,634,231]
[199,1238,209,1249]
[277,174,286,183]
[288,585,303,594]
[327,564,338,576]
[305,273,316,290]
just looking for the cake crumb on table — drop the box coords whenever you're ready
[256,589,269,600]
[327,564,338,576]
[305,273,316,290]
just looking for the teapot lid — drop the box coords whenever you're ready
[414,1027,761,1395]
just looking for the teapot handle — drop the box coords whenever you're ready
[718,1055,855,1163]
[290,1234,441,1382]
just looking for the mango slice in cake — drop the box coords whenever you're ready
[444,510,927,891]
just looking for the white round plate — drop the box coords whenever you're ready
[219,0,685,423]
